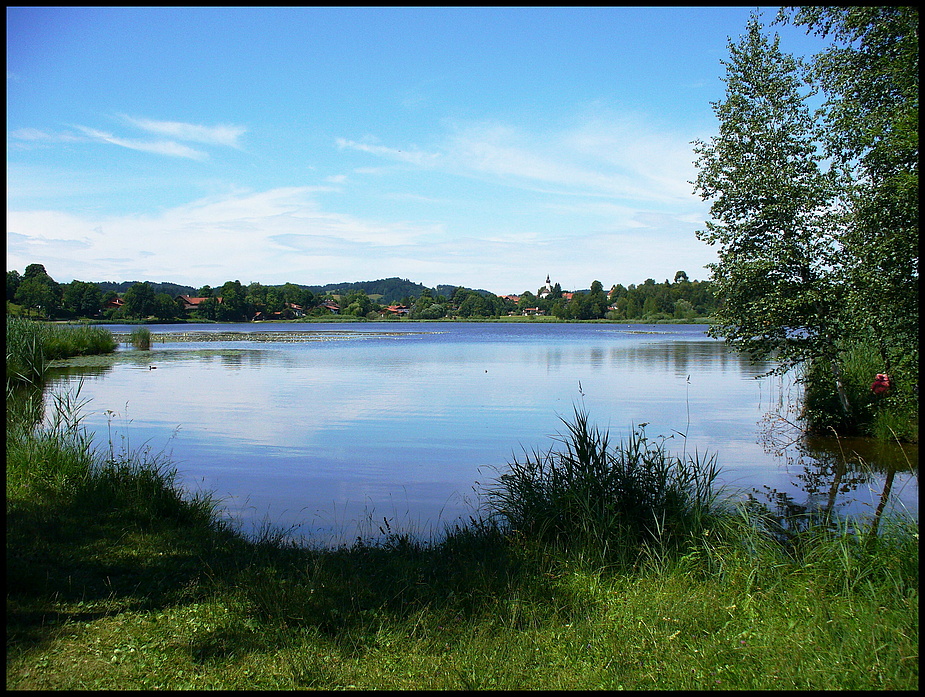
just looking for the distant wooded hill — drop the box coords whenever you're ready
[303,277,432,303]
[93,277,489,304]
[305,278,492,303]
[94,281,198,297]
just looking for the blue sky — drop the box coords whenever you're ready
[6,6,830,294]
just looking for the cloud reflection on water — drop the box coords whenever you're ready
[46,323,916,544]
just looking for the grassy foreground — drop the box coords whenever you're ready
[6,383,917,691]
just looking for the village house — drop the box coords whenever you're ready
[176,295,223,312]
[253,302,305,321]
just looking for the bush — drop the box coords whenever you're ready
[801,341,918,441]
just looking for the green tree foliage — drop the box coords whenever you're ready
[245,281,267,308]
[783,6,919,396]
[194,297,219,321]
[62,280,103,318]
[94,280,196,297]
[693,15,851,414]
[14,265,62,317]
[14,277,61,317]
[23,263,49,280]
[455,291,491,318]
[343,289,374,317]
[152,293,180,321]
[216,280,249,321]
[7,270,22,302]
[673,299,696,320]
[314,277,430,305]
[586,280,609,318]
[517,291,538,312]
[694,10,918,434]
[264,287,284,315]
[122,282,156,319]
[279,282,309,309]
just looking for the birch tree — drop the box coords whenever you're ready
[692,15,853,416]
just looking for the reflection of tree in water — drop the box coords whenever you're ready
[46,364,114,386]
[746,449,873,552]
[752,376,915,548]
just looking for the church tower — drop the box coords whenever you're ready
[539,274,553,299]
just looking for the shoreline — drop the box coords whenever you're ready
[108,329,434,343]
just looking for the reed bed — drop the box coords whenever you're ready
[129,326,152,350]
[6,317,117,385]
[485,408,723,565]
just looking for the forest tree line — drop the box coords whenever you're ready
[7,264,716,322]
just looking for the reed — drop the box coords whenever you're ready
[5,316,48,385]
[485,407,723,563]
[40,322,118,360]
[5,318,117,386]
[129,326,152,350]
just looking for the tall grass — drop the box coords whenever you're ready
[6,316,48,385]
[130,326,152,350]
[485,408,722,564]
[7,382,223,593]
[6,383,95,500]
[6,317,117,386]
[40,322,118,359]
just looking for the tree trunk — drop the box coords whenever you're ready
[829,358,853,426]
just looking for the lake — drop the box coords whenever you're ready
[46,322,918,545]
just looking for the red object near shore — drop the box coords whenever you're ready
[871,373,891,395]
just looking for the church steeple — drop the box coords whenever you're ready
[540,274,553,298]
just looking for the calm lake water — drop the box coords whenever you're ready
[47,322,917,545]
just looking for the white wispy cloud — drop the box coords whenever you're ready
[337,115,701,208]
[9,127,82,143]
[6,187,447,287]
[336,138,441,167]
[7,112,715,293]
[7,181,716,293]
[120,116,246,147]
[75,126,208,160]
[13,117,247,160]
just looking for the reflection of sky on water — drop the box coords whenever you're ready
[46,323,917,544]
